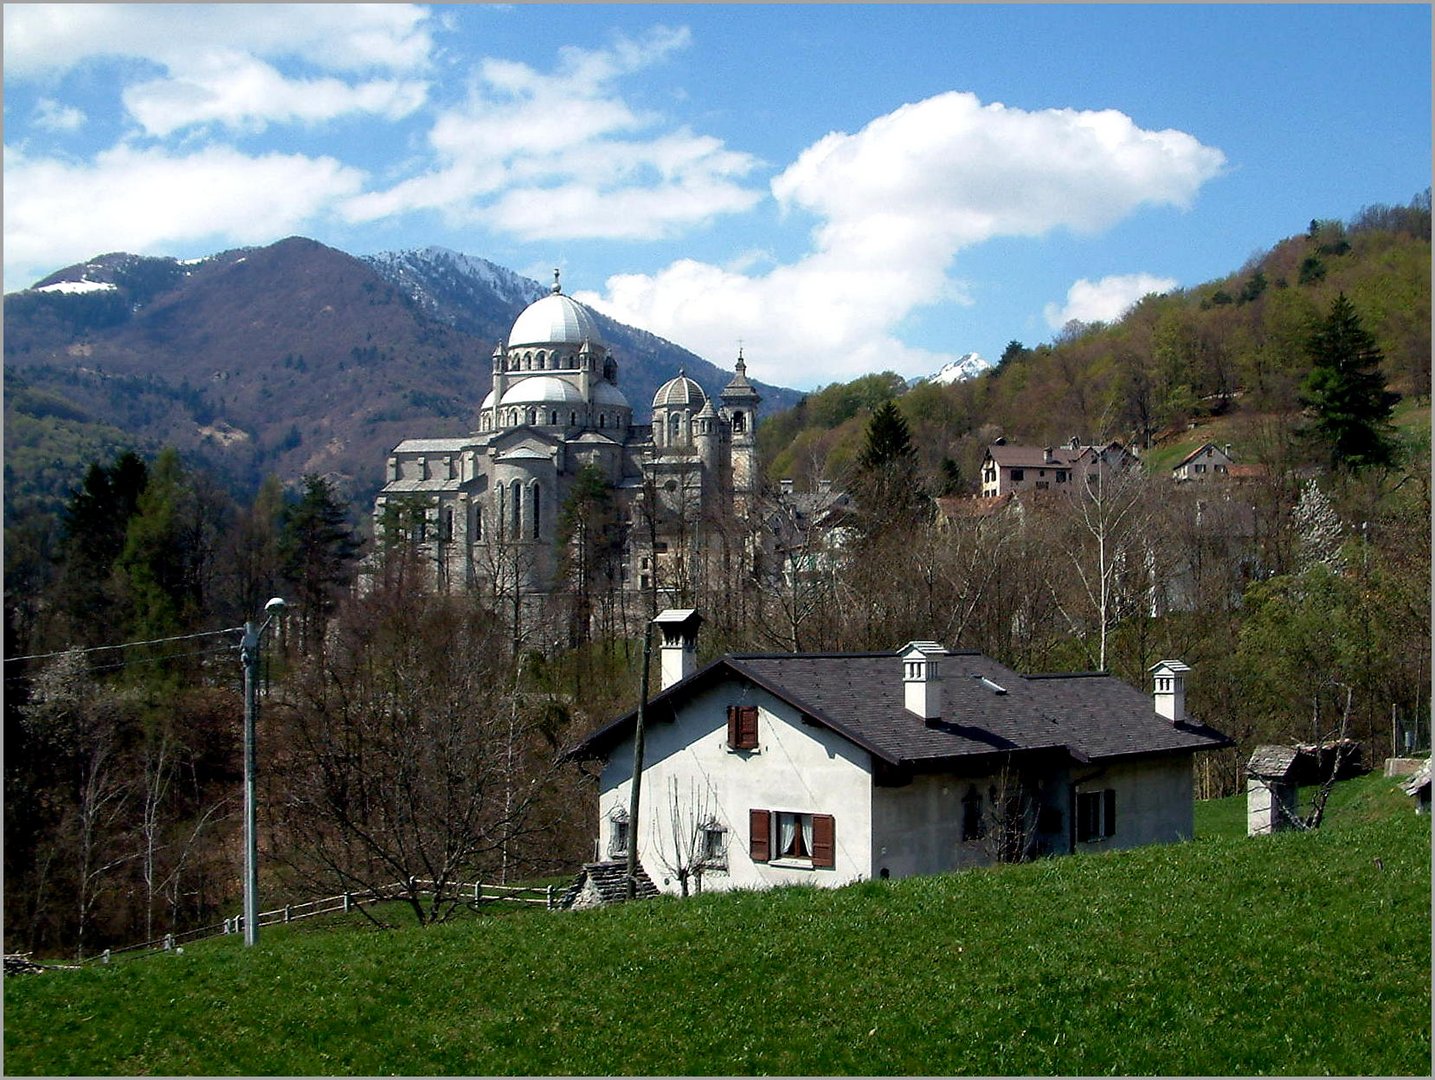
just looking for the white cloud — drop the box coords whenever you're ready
[3,144,364,289]
[3,4,433,77]
[342,27,763,239]
[34,99,86,133]
[583,92,1224,387]
[123,53,428,137]
[3,4,433,135]
[1043,273,1179,329]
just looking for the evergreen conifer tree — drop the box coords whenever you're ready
[1300,293,1400,469]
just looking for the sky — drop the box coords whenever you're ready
[4,3,1430,391]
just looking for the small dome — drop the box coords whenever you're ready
[593,381,630,409]
[653,371,707,410]
[508,281,603,349]
[500,375,586,407]
[481,388,498,411]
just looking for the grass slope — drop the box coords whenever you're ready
[5,776,1429,1076]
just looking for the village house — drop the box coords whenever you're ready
[979,437,1138,498]
[1171,442,1235,482]
[567,612,1230,896]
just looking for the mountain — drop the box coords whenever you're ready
[3,239,800,522]
[914,352,993,386]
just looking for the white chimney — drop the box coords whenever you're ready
[1150,659,1191,724]
[654,609,703,690]
[780,478,794,494]
[900,641,946,722]
[1043,447,1055,463]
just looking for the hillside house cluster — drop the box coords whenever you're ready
[979,437,1139,498]
[569,611,1229,896]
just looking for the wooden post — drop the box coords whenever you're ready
[474,881,482,903]
[102,949,110,965]
[284,904,292,924]
[224,918,231,935]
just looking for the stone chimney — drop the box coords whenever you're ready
[1043,447,1055,463]
[900,641,946,722]
[780,478,794,494]
[654,609,703,691]
[1150,659,1191,724]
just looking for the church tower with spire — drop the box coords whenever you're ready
[719,348,762,515]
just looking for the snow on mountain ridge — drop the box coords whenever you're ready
[914,352,993,386]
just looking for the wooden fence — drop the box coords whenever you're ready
[79,878,560,967]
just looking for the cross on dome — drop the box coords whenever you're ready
[551,268,562,295]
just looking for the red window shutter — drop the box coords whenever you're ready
[811,814,836,868]
[749,809,771,862]
[739,705,759,749]
[1102,789,1116,838]
[726,705,740,748]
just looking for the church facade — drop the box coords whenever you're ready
[374,273,761,609]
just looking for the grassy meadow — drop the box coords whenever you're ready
[4,773,1429,1076]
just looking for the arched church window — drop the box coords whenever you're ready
[526,408,537,426]
[510,480,522,538]
[537,351,546,369]
[670,413,683,444]
[474,504,484,541]
[599,413,607,429]
[732,411,746,434]
[551,411,558,425]
[530,482,541,540]
[569,411,577,427]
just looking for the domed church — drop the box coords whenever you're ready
[374,271,761,607]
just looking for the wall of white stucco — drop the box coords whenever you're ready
[1076,754,1194,851]
[599,677,873,894]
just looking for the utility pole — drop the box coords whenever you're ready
[625,622,654,901]
[240,597,286,946]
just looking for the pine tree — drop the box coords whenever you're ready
[279,475,359,649]
[852,400,926,534]
[1300,293,1400,470]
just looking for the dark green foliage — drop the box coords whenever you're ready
[279,475,360,648]
[51,452,149,645]
[1300,294,1400,469]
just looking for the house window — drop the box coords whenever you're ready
[961,785,984,841]
[702,822,728,867]
[1076,789,1117,843]
[1011,468,1025,482]
[750,809,835,868]
[1194,463,1207,474]
[1056,470,1068,483]
[608,810,629,858]
[440,508,453,542]
[727,705,759,750]
[1036,481,1049,490]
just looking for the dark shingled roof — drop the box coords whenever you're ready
[568,649,1230,769]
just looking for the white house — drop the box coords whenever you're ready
[1171,442,1235,482]
[567,613,1230,897]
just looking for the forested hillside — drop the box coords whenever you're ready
[759,194,1430,494]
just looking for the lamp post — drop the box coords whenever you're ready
[625,620,654,901]
[241,596,286,946]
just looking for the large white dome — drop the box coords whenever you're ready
[500,375,587,407]
[508,285,602,349]
[592,381,630,409]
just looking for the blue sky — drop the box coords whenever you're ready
[4,4,1429,390]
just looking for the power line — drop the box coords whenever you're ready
[5,644,239,683]
[3,626,245,665]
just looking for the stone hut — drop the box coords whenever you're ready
[1247,745,1301,836]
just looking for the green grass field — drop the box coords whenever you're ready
[5,774,1429,1076]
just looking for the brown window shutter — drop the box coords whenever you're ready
[1102,789,1116,838]
[749,809,771,862]
[739,705,759,749]
[726,705,740,748]
[811,814,835,868]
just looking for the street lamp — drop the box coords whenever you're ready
[241,596,286,946]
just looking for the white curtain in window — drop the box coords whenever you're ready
[779,814,796,856]
[801,815,814,855]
